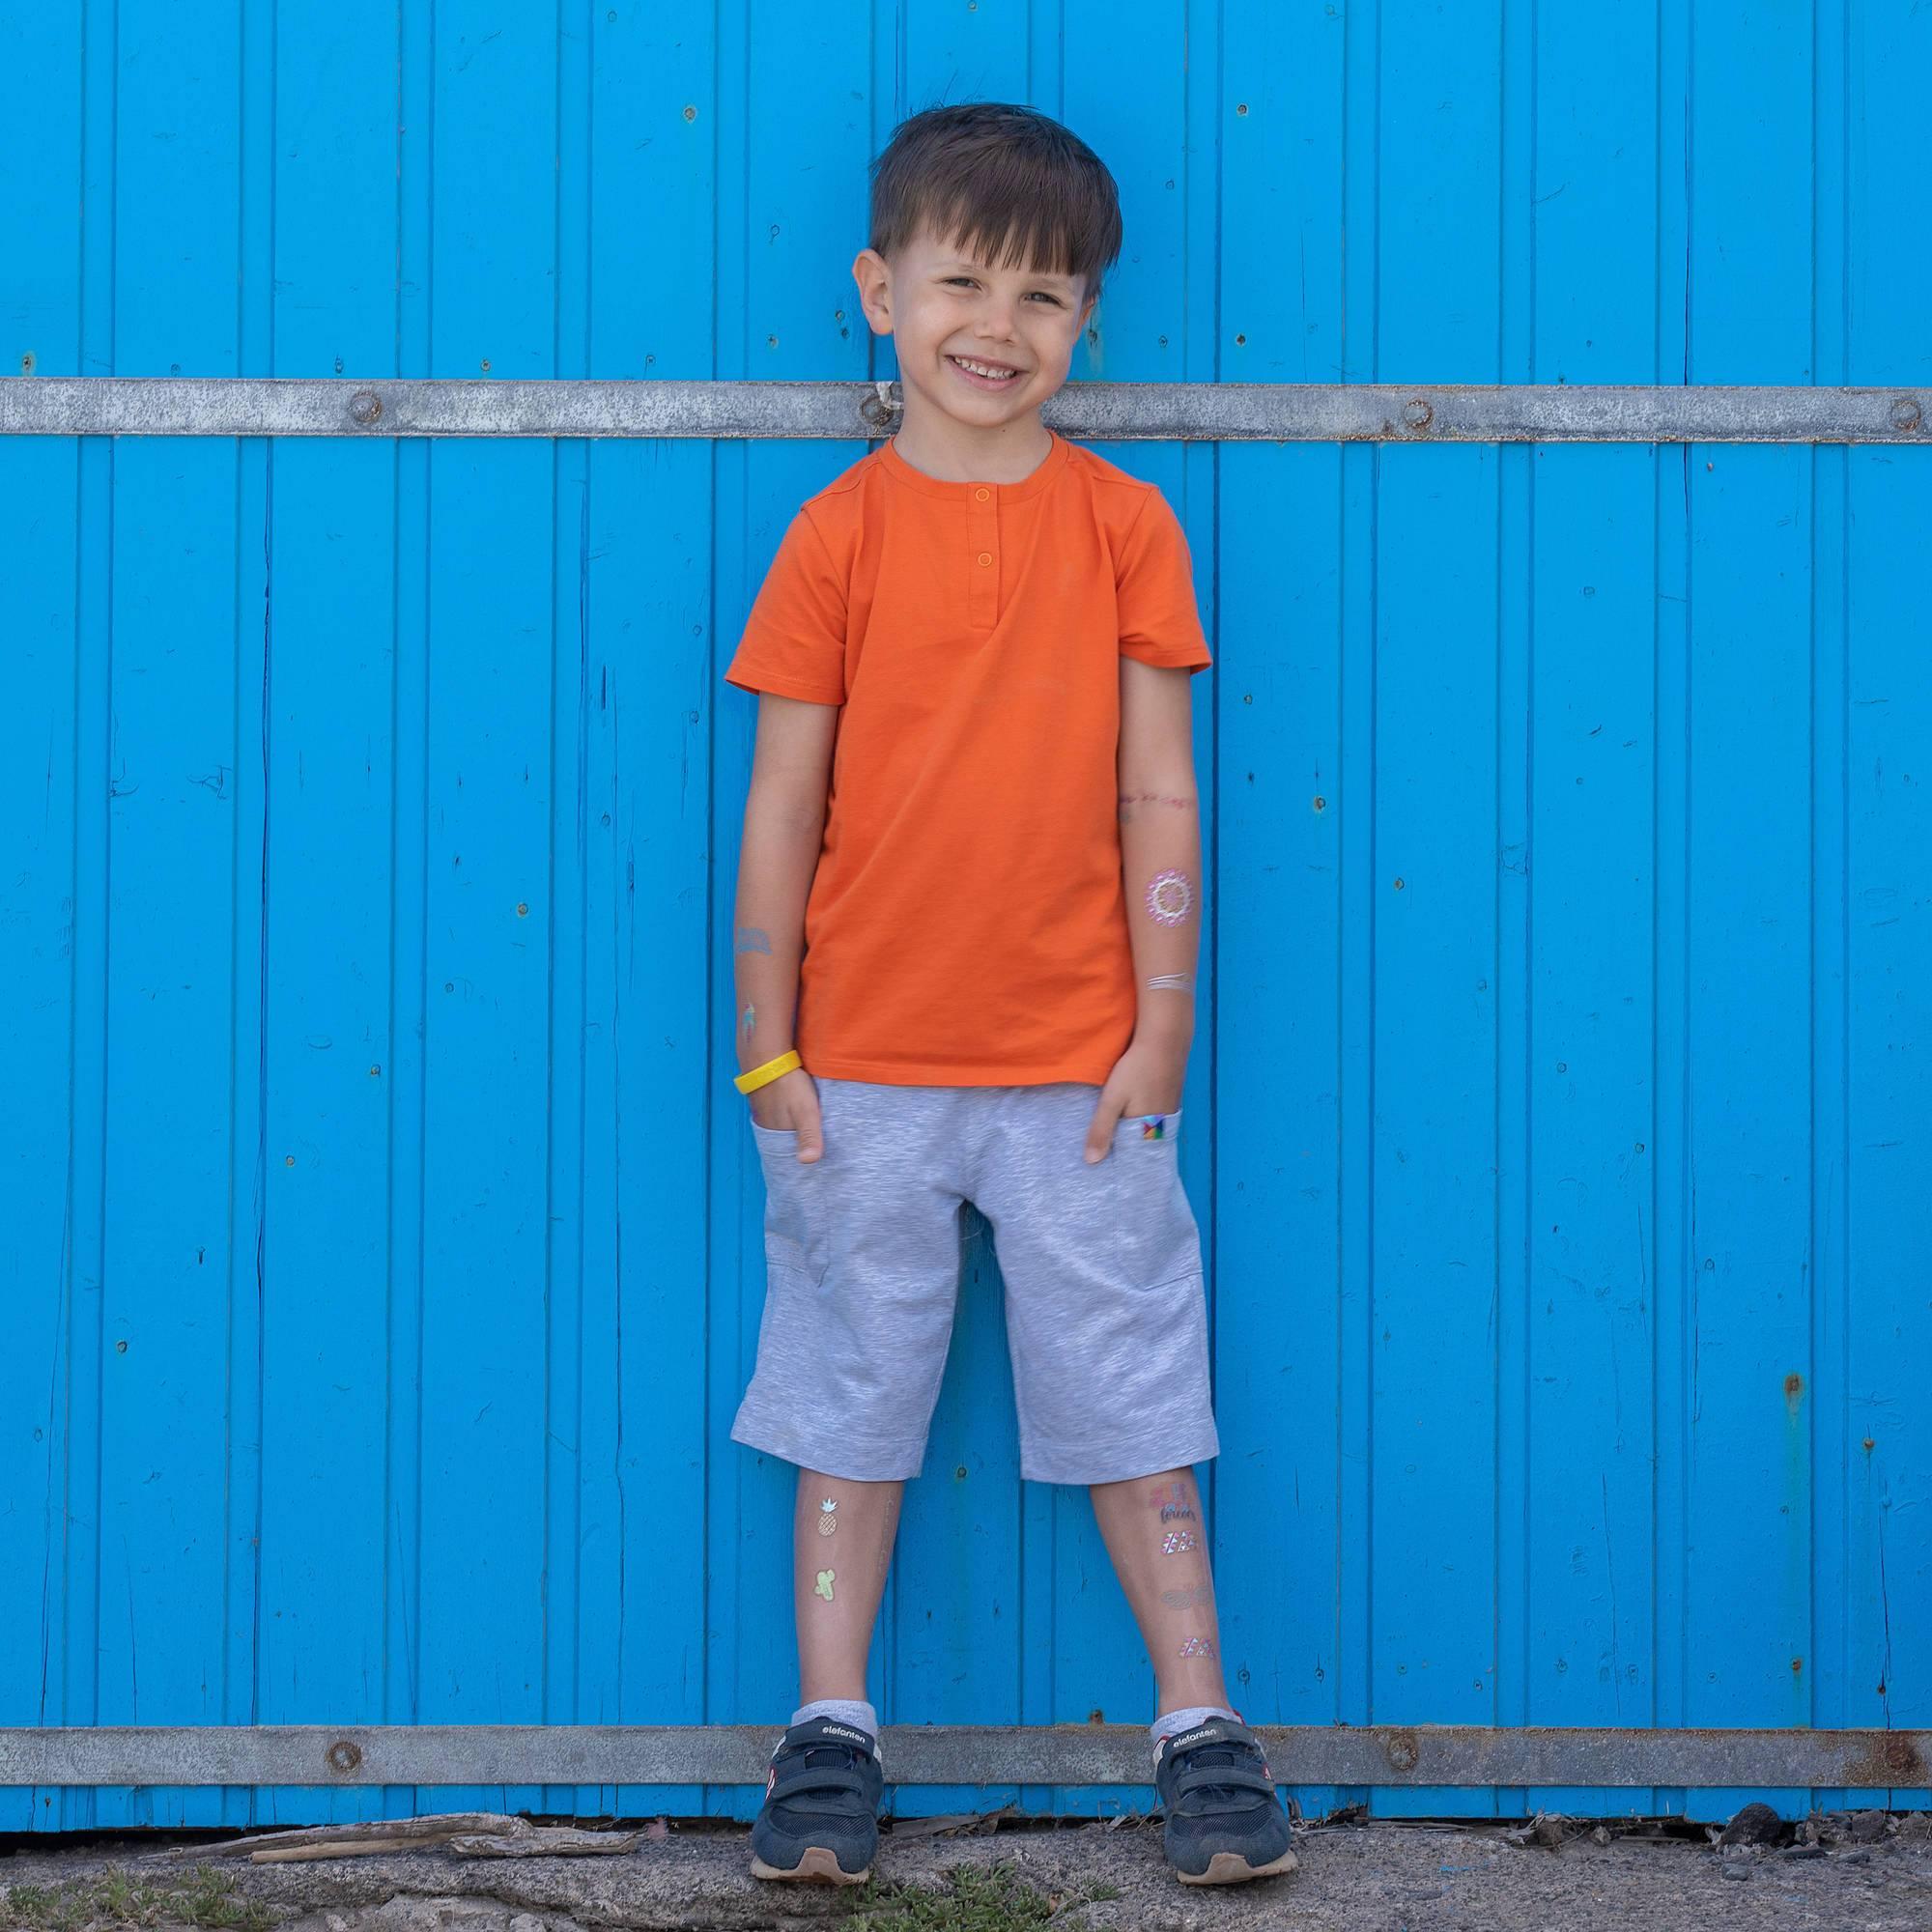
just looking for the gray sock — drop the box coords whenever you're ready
[791,1696,880,1754]
[1150,1704,1239,1757]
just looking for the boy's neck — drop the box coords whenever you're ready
[887,402,1056,485]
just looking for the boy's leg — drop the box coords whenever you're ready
[749,1467,902,1887]
[1092,1466,1296,1885]
[794,1466,903,1705]
[1089,1466,1231,1718]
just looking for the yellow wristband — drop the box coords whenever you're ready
[734,1048,801,1095]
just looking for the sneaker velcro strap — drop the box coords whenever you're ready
[767,1756,871,1809]
[1171,1760,1279,1804]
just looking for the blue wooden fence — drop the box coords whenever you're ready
[1,0,1926,1831]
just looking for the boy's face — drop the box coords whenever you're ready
[853,224,1097,433]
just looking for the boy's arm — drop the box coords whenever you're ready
[732,692,836,1116]
[1112,654,1202,1084]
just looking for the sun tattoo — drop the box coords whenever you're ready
[1146,868,1195,926]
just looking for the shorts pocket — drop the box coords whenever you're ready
[752,1122,828,1284]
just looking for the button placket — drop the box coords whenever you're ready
[967,487,999,629]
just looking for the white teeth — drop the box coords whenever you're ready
[952,355,1017,379]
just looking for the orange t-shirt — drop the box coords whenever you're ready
[724,427,1211,1087]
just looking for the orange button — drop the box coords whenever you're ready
[977,552,993,566]
[974,487,989,501]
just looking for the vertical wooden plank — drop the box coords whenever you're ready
[0,0,83,1841]
[224,0,273,1834]
[44,0,122,1839]
[96,0,245,1833]
[1806,0,1853,1823]
[705,0,877,1823]
[413,0,558,1825]
[582,1,717,1828]
[1650,0,1694,1828]
[705,0,753,1823]
[1492,0,1533,1828]
[1683,0,1815,1825]
[546,0,588,1829]
[257,0,400,1830]
[1522,5,1662,1822]
[386,0,436,1826]
[1214,0,1351,1829]
[1369,0,1503,1821]
[1843,0,1932,1817]
[1332,0,1380,1824]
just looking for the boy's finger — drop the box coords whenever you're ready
[1082,1111,1117,1163]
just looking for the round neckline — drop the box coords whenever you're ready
[876,426,1069,502]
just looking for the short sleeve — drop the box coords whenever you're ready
[1117,488,1213,674]
[723,507,848,705]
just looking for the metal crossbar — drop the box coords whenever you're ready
[1,377,1926,443]
[1,1724,1925,1789]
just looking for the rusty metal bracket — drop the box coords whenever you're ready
[0,377,1925,443]
[0,1724,1924,1789]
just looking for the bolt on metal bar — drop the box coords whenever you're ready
[0,377,1925,443]
[0,1724,1924,1789]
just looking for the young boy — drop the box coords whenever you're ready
[724,101,1296,1890]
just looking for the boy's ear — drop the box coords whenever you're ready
[852,248,894,337]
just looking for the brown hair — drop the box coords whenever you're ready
[867,102,1122,306]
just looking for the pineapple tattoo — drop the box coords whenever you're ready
[818,1496,838,1538]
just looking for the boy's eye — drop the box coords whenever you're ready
[945,277,1062,304]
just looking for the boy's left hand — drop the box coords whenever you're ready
[1083,1036,1188,1163]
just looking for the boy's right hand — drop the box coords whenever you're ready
[748,1066,826,1162]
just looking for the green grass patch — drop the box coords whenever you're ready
[839,1861,1122,1931]
[0,1862,276,1932]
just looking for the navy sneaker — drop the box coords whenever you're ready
[748,1716,883,1884]
[1152,1716,1298,1886]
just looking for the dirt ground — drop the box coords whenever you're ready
[3,1806,1931,1932]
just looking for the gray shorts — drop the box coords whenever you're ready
[730,1075,1219,1486]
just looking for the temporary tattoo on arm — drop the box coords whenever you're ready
[813,1568,836,1602]
[1145,869,1195,927]
[1119,790,1199,821]
[817,1496,838,1538]
[1146,973,1195,995]
[741,1002,756,1038]
[734,926,773,955]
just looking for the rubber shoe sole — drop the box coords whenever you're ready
[1177,1844,1300,1886]
[750,1845,870,1885]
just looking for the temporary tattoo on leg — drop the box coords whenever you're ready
[1161,1583,1214,1610]
[817,1496,838,1538]
[740,1001,756,1038]
[1145,869,1196,927]
[734,925,773,955]
[1162,1529,1198,1556]
[1179,1635,1217,1661]
[1149,1481,1192,1512]
[1145,973,1195,995]
[813,1569,836,1602]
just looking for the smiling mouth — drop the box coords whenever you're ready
[949,354,1024,384]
